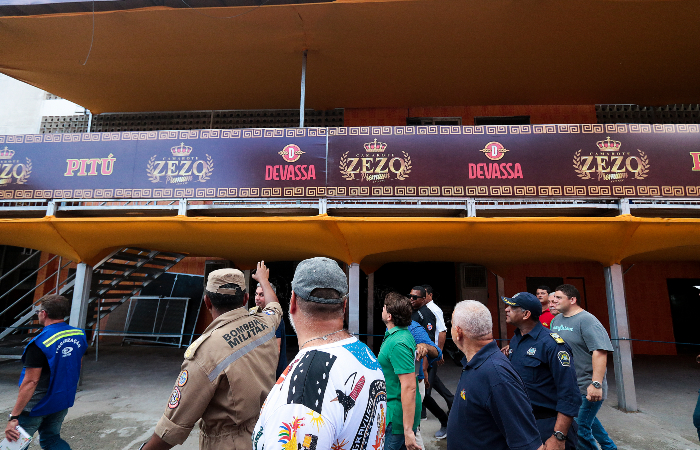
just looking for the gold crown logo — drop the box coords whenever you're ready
[0,146,15,160]
[364,139,387,152]
[171,142,193,157]
[596,137,622,152]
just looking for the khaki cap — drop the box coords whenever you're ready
[206,268,246,295]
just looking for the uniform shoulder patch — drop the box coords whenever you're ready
[549,333,565,344]
[557,351,571,367]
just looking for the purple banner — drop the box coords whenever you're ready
[0,129,326,200]
[1,124,700,200]
[327,124,700,197]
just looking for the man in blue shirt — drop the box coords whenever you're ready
[407,321,441,449]
[447,300,543,450]
[502,292,581,449]
[4,295,87,449]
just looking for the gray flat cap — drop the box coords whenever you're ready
[292,257,348,304]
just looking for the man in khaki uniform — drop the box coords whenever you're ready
[140,261,282,450]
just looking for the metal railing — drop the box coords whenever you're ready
[2,196,700,219]
[0,254,74,325]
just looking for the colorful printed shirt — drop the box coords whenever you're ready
[253,337,387,450]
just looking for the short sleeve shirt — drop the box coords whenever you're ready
[22,343,50,412]
[253,337,387,450]
[411,305,436,344]
[377,326,420,433]
[446,341,542,450]
[508,323,581,417]
[426,301,447,345]
[550,310,614,398]
[407,321,441,380]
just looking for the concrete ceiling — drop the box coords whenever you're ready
[0,0,698,113]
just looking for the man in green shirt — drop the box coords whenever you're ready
[378,292,421,450]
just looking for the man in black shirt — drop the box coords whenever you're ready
[409,286,449,440]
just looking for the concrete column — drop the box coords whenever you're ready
[496,274,507,343]
[604,263,638,412]
[366,273,375,348]
[70,262,93,329]
[348,263,360,334]
[244,270,251,294]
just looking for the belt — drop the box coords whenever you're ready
[532,405,558,420]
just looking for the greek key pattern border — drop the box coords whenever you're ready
[1,185,699,199]
[2,124,699,144]
[0,128,331,144]
[336,185,700,197]
[325,124,700,136]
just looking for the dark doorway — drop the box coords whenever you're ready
[372,262,457,354]
[666,279,700,354]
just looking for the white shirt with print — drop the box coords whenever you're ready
[426,301,447,345]
[253,337,387,450]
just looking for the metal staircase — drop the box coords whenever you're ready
[86,248,186,328]
[0,247,186,359]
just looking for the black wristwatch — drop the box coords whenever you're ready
[591,381,602,389]
[8,414,19,422]
[553,430,567,441]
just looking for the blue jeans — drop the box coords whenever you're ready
[693,389,700,442]
[385,422,418,450]
[18,409,71,450]
[576,395,616,450]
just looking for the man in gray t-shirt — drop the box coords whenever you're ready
[550,284,617,450]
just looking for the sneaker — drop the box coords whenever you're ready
[435,427,447,440]
[421,410,428,421]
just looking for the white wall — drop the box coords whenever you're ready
[0,74,86,135]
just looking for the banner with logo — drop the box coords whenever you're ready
[327,124,700,198]
[0,129,327,200]
[1,124,700,200]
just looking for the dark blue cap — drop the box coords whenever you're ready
[501,292,541,318]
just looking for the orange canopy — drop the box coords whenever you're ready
[1,215,698,272]
[1,0,699,113]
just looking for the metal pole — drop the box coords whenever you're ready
[55,257,62,294]
[496,274,507,342]
[299,50,307,128]
[95,298,100,362]
[366,273,374,349]
[70,263,93,329]
[604,264,637,412]
[348,263,360,335]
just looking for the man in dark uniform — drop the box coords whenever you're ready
[502,292,581,450]
[447,300,543,450]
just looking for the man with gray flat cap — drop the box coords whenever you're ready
[140,261,282,450]
[253,257,387,450]
[502,292,581,450]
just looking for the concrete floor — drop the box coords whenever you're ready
[1,344,699,450]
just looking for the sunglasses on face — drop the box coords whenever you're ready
[408,295,424,300]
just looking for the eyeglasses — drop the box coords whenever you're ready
[408,295,424,301]
[35,309,45,315]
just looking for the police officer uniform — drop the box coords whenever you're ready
[503,293,582,449]
[153,269,282,450]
